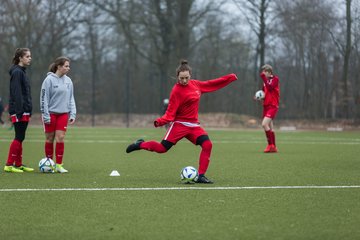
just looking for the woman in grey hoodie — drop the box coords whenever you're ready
[40,57,76,173]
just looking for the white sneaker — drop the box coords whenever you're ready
[55,164,68,173]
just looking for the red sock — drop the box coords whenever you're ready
[271,131,276,146]
[140,141,167,153]
[198,140,212,175]
[55,142,64,164]
[15,143,23,167]
[265,130,272,145]
[7,140,21,166]
[45,142,54,159]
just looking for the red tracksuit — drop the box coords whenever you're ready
[142,73,238,175]
[156,74,238,126]
[260,72,280,118]
[260,73,280,108]
[260,72,280,149]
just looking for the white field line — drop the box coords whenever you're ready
[1,185,360,192]
[0,139,360,145]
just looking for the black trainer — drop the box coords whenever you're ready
[195,174,214,184]
[126,139,144,153]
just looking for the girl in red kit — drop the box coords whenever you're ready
[126,60,238,183]
[259,64,280,153]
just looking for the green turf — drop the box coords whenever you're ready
[0,126,359,240]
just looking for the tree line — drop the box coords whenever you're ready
[0,0,359,122]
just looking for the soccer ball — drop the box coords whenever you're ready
[180,166,198,182]
[255,90,265,100]
[39,158,55,173]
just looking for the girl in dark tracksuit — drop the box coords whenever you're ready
[4,48,34,173]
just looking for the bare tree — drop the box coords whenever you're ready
[342,0,353,118]
[81,0,223,111]
[275,0,337,118]
[0,0,82,111]
[76,7,102,126]
[233,0,273,79]
[351,0,360,119]
[327,0,357,118]
[1,0,358,122]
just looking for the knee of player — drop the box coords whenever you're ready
[196,135,212,148]
[201,139,212,151]
[261,122,269,129]
[160,140,173,153]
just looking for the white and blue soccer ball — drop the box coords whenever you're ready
[180,166,198,182]
[39,158,55,173]
[255,90,265,100]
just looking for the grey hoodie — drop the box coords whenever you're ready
[40,72,76,123]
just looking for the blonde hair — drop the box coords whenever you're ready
[261,64,273,74]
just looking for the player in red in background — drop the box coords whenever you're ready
[126,59,238,183]
[260,64,280,153]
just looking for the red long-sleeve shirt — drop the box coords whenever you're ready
[155,74,238,126]
[260,72,280,107]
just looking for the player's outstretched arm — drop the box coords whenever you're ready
[198,73,238,93]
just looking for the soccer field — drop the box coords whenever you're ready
[0,126,359,240]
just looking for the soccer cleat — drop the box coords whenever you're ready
[270,145,278,153]
[4,165,23,173]
[55,164,68,173]
[264,145,272,153]
[195,174,214,184]
[18,165,34,172]
[126,139,144,153]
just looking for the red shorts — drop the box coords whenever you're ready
[43,113,69,133]
[263,105,278,119]
[10,113,31,123]
[163,122,208,145]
